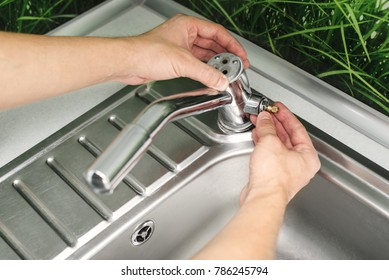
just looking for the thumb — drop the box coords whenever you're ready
[256,111,277,139]
[182,57,229,91]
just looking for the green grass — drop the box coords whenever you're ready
[177,0,389,116]
[0,0,105,34]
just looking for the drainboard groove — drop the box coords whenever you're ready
[46,157,113,221]
[108,115,178,172]
[0,220,35,260]
[107,115,128,130]
[147,145,177,172]
[78,136,146,195]
[122,176,145,195]
[12,180,78,247]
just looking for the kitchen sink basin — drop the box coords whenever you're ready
[1,0,388,262]
[1,78,388,260]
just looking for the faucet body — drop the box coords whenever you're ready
[85,53,276,194]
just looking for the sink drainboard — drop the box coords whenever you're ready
[0,81,210,259]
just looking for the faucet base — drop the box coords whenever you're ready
[217,115,253,134]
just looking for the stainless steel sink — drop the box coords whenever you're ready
[1,0,388,260]
[1,78,388,260]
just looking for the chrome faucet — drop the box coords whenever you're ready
[85,53,278,194]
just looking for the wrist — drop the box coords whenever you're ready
[107,37,139,83]
[242,182,289,209]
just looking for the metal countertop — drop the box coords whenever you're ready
[1,0,388,171]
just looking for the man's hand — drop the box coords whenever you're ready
[241,102,321,206]
[117,14,249,91]
[1,14,248,109]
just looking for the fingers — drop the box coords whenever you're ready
[191,45,218,62]
[192,37,227,59]
[250,112,289,147]
[270,103,320,172]
[178,53,229,90]
[272,115,294,149]
[162,14,249,90]
[192,37,250,68]
[187,15,250,68]
[251,129,259,144]
[250,103,307,150]
[255,111,277,139]
[272,102,314,149]
[144,14,248,90]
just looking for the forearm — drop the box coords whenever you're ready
[192,191,286,260]
[0,32,132,109]
[0,14,247,109]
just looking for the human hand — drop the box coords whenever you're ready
[240,102,321,206]
[116,14,249,90]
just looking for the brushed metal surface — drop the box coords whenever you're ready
[0,0,388,260]
[1,78,388,260]
[90,131,389,260]
[0,80,215,259]
[12,180,78,247]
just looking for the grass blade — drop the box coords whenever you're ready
[211,0,243,36]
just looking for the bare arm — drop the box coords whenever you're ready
[0,33,126,108]
[192,102,321,259]
[0,14,248,109]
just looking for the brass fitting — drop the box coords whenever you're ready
[265,105,279,113]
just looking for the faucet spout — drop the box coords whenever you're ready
[85,88,231,194]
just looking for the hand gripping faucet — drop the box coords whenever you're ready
[85,53,278,194]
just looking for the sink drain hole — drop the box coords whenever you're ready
[131,220,155,246]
